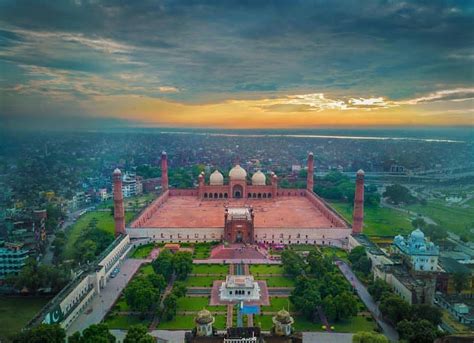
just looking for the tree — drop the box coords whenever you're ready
[69,324,115,343]
[379,294,411,324]
[13,324,66,343]
[147,273,166,292]
[353,332,389,343]
[397,319,439,343]
[124,325,154,343]
[452,272,470,294]
[172,251,193,280]
[411,218,426,230]
[281,250,305,277]
[422,224,448,243]
[411,304,442,326]
[162,294,178,320]
[290,276,322,321]
[353,255,372,274]
[172,281,187,298]
[307,250,334,275]
[124,278,159,315]
[152,249,174,281]
[383,184,416,205]
[333,291,358,321]
[368,279,392,302]
[348,246,366,264]
[322,295,337,321]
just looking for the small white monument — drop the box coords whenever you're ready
[219,275,261,302]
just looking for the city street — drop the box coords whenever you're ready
[66,258,148,335]
[336,261,399,342]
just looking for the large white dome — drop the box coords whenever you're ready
[252,170,266,185]
[229,164,247,181]
[210,170,224,185]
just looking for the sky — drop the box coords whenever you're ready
[0,0,473,129]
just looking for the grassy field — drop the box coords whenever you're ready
[103,314,150,329]
[137,264,154,276]
[331,316,377,333]
[254,315,274,330]
[176,296,226,312]
[192,243,217,259]
[0,297,51,341]
[191,264,228,275]
[249,265,285,275]
[405,200,474,239]
[255,276,295,287]
[64,210,136,259]
[157,314,226,330]
[130,243,155,259]
[261,297,293,312]
[184,276,218,287]
[113,295,130,312]
[329,201,412,236]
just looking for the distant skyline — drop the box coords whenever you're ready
[0,1,473,129]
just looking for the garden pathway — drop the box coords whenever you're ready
[336,260,399,342]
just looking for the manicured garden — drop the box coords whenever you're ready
[192,243,218,259]
[184,276,218,287]
[131,243,155,259]
[249,264,284,275]
[176,296,226,312]
[0,297,50,341]
[255,275,295,287]
[191,264,228,275]
[157,314,227,330]
[261,297,293,312]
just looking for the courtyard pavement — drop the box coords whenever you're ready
[66,258,148,335]
[336,260,399,342]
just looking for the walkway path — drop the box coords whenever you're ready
[193,258,281,265]
[66,258,147,335]
[227,304,233,328]
[336,261,399,342]
[317,305,332,332]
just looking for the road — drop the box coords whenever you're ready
[336,261,399,342]
[66,258,148,335]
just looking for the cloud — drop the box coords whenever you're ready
[401,88,474,104]
[158,86,180,93]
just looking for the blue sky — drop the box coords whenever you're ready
[0,0,473,128]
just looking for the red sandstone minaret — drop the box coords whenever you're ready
[113,168,126,237]
[307,152,314,192]
[161,151,169,191]
[352,169,365,234]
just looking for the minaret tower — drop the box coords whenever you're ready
[113,168,126,237]
[307,152,314,192]
[161,151,169,191]
[352,169,365,234]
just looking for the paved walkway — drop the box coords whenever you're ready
[111,329,186,343]
[303,332,353,343]
[336,261,399,342]
[66,258,147,335]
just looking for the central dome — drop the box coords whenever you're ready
[210,170,224,185]
[229,164,247,181]
[252,170,266,185]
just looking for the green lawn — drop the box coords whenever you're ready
[184,276,219,287]
[320,246,349,260]
[256,276,295,287]
[254,315,274,330]
[0,297,50,341]
[138,264,155,276]
[261,297,293,312]
[192,243,217,259]
[157,314,227,330]
[64,210,136,259]
[329,201,412,236]
[293,316,326,332]
[103,314,150,329]
[331,316,377,333]
[192,264,228,275]
[131,243,155,259]
[176,296,226,312]
[249,265,285,275]
[113,296,130,312]
[405,200,474,239]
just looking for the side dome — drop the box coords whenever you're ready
[195,309,214,324]
[229,164,247,181]
[411,228,425,240]
[210,170,224,185]
[252,170,266,186]
[275,309,293,324]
